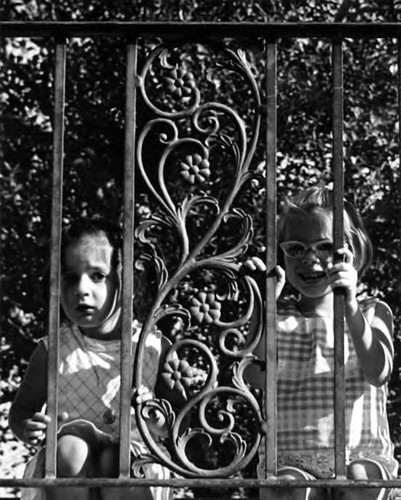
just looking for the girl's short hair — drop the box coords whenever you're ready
[61,218,122,272]
[278,186,373,278]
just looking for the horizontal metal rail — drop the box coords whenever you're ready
[2,21,401,38]
[0,478,400,489]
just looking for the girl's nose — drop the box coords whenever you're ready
[302,249,320,264]
[75,274,91,296]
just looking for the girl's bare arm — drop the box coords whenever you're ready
[345,299,393,387]
[9,342,48,442]
[327,247,394,386]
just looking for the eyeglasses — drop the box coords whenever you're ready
[279,240,334,259]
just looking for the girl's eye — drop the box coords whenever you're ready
[92,272,106,282]
[284,243,305,257]
[316,242,334,256]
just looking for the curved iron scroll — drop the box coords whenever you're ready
[132,41,265,478]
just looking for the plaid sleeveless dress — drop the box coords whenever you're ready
[258,297,397,479]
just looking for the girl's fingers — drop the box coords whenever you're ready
[275,265,285,282]
[243,256,266,272]
[326,256,356,278]
[136,385,153,403]
[335,246,354,264]
[244,258,257,271]
[23,413,50,443]
[24,426,46,445]
[25,420,48,431]
[33,412,51,422]
[27,434,45,446]
[330,279,351,289]
[31,413,51,425]
[27,429,46,439]
[275,265,286,300]
[253,257,266,271]
[328,270,354,284]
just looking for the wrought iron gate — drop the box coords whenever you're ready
[1,21,401,499]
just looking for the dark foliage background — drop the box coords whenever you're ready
[1,0,401,498]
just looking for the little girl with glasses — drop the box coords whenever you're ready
[246,186,397,500]
[9,218,180,500]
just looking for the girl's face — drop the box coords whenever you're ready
[61,232,121,337]
[281,210,334,300]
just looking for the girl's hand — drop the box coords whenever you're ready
[135,385,168,437]
[326,247,358,307]
[243,257,286,300]
[22,412,51,446]
[275,265,286,299]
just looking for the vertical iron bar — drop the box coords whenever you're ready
[332,38,346,480]
[263,39,278,487]
[398,39,401,266]
[45,39,66,478]
[119,40,138,478]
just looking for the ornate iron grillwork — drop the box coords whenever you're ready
[131,40,265,478]
[1,21,401,497]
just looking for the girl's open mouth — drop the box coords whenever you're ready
[76,304,95,313]
[298,271,326,284]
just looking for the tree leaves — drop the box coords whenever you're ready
[1,0,401,479]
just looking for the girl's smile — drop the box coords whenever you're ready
[282,210,334,307]
[297,270,326,284]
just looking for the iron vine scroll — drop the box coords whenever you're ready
[132,40,266,478]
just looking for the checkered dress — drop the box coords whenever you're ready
[22,320,171,500]
[53,321,160,444]
[260,297,397,479]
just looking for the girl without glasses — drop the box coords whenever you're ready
[9,218,180,500]
[246,186,396,500]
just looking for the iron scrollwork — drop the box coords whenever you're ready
[132,41,265,478]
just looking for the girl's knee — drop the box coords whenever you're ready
[274,467,328,499]
[278,466,315,481]
[343,459,391,500]
[347,458,388,481]
[57,434,93,477]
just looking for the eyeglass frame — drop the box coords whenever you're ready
[279,239,335,260]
